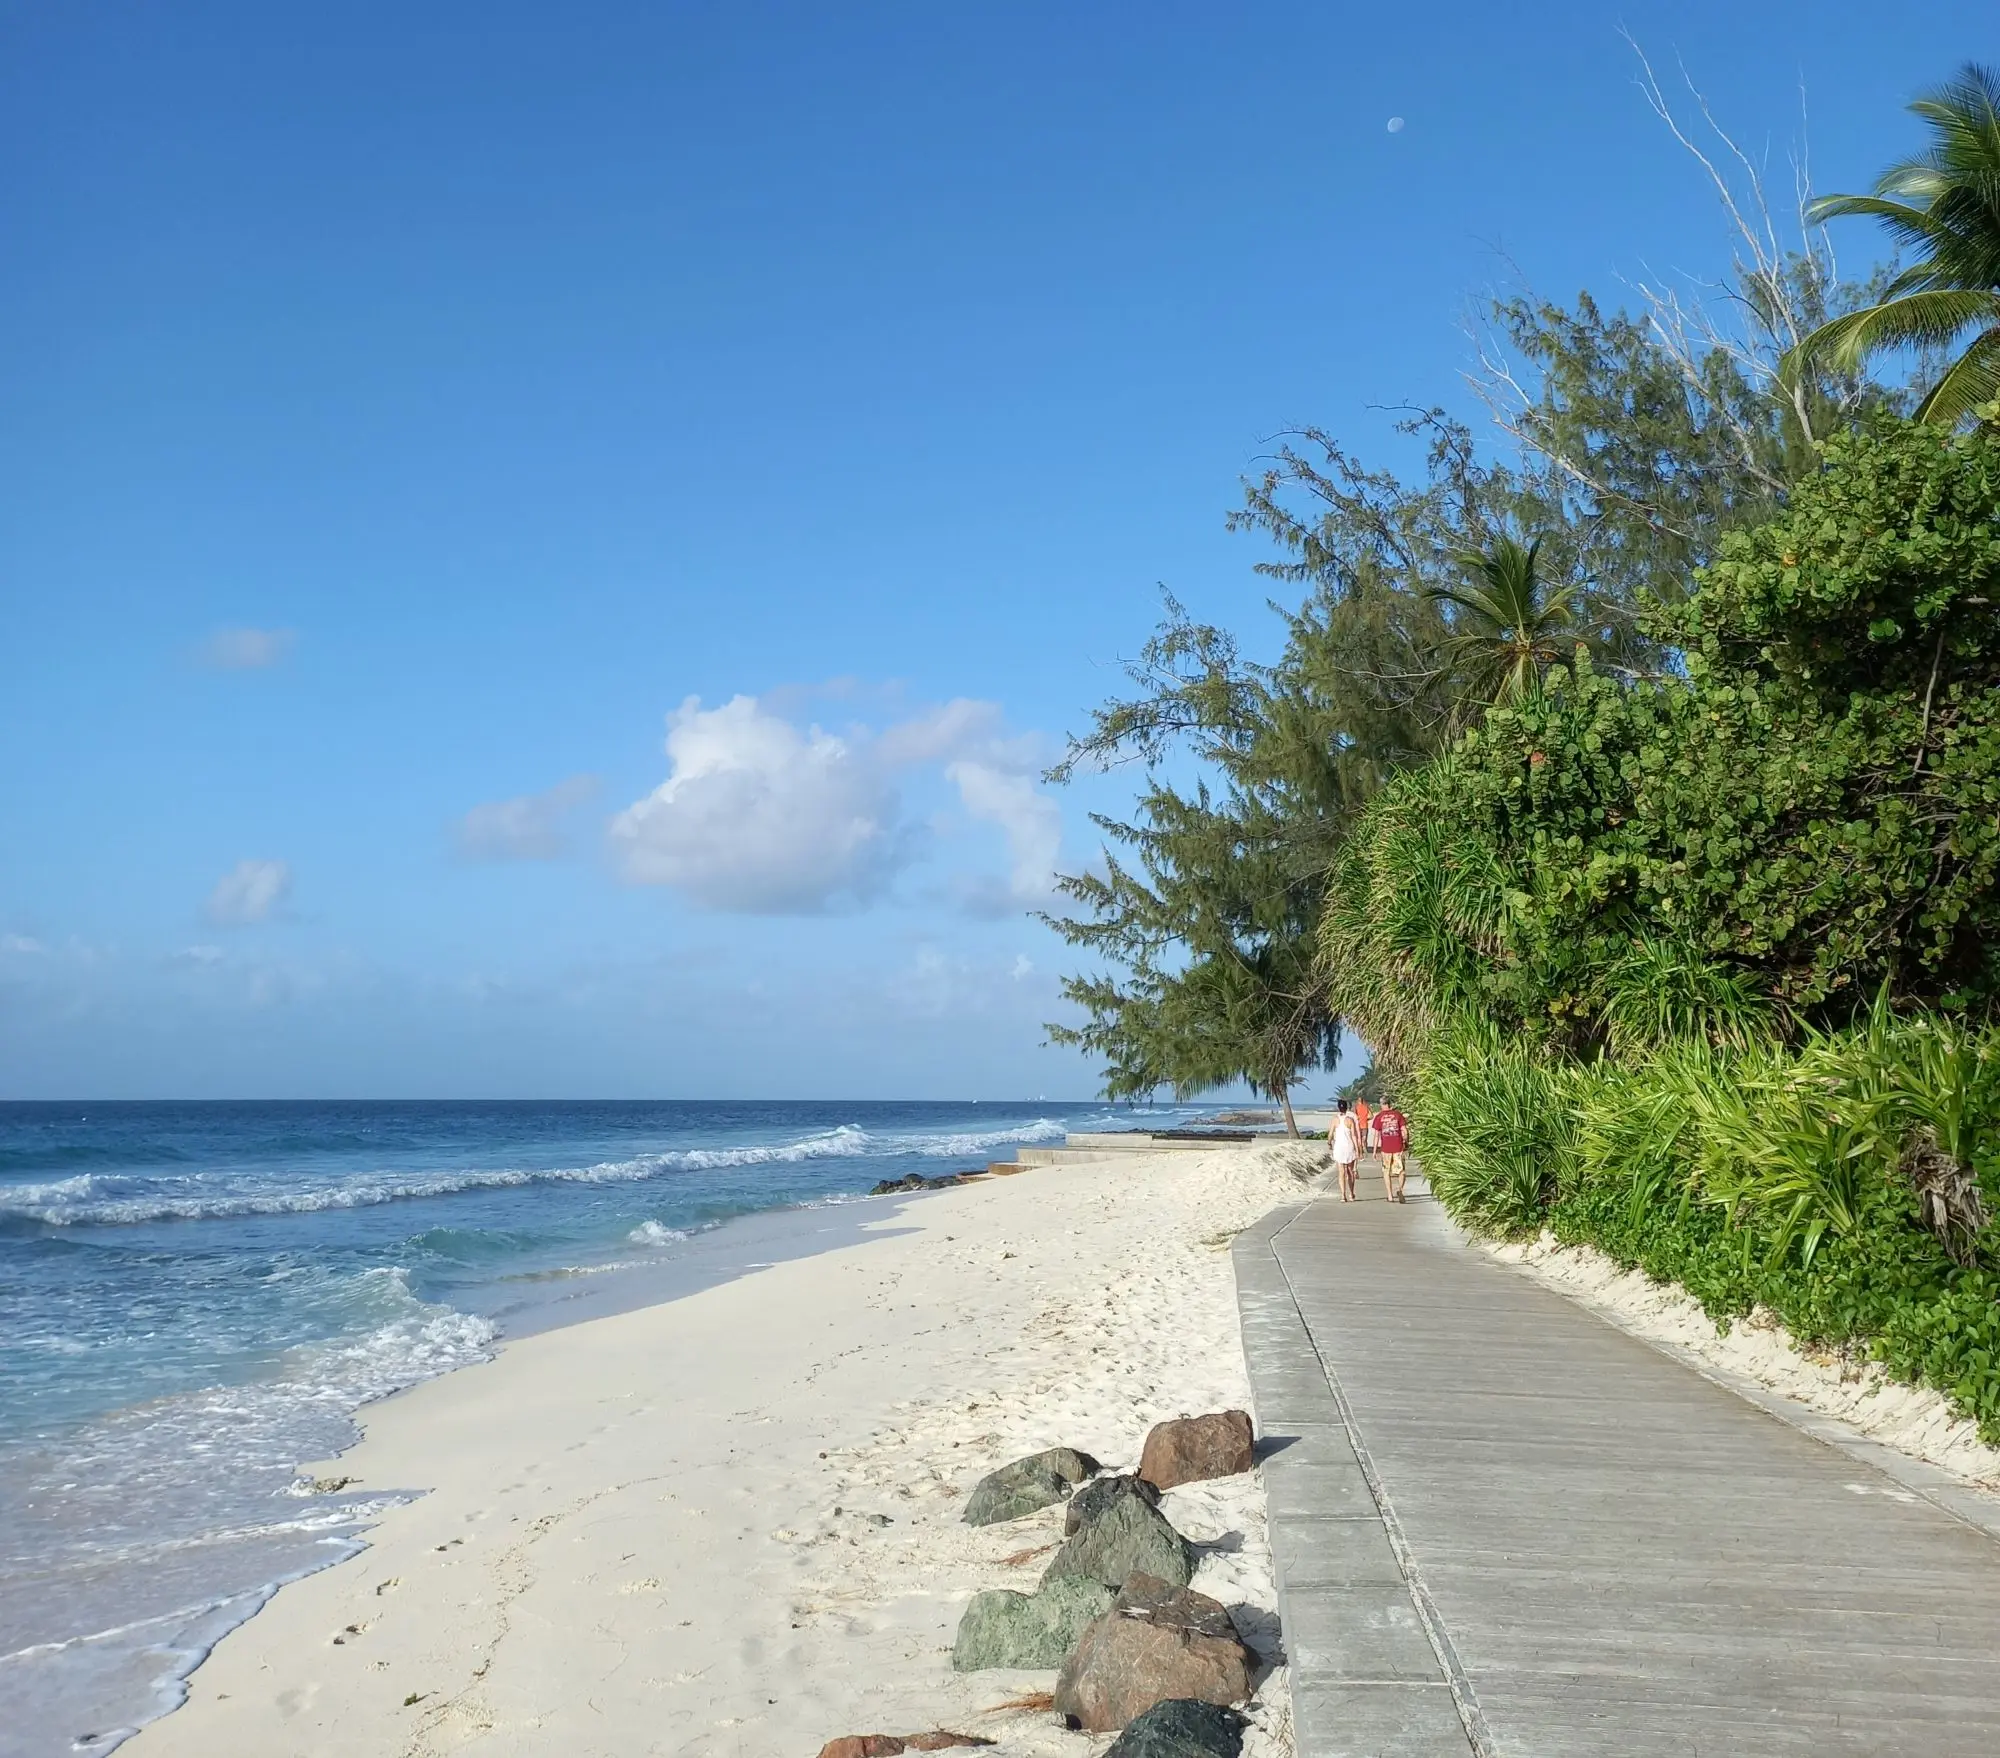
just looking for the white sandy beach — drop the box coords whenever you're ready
[125,1145,1313,1758]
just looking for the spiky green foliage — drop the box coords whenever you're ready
[1408,1015,2000,1438]
[1407,1025,1577,1236]
[1317,757,1505,1081]
[1596,937,1777,1060]
[1425,536,1578,706]
[1797,64,2000,425]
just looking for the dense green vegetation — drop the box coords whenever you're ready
[1410,1012,2000,1437]
[1320,413,2000,1438]
[1051,62,2000,1436]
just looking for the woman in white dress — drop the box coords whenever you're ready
[1329,1099,1362,1202]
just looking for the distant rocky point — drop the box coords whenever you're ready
[867,1171,979,1195]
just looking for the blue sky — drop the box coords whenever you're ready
[1,1,1991,1098]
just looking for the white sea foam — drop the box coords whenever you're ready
[0,1119,1074,1227]
[626,1220,689,1245]
[0,1272,494,1757]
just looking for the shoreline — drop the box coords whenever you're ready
[4,1191,959,1758]
[120,1144,1309,1758]
[457,1187,935,1339]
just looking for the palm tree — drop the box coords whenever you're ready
[1793,64,2000,425]
[1424,536,1577,707]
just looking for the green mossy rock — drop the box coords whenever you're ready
[950,1576,1117,1670]
[962,1446,1100,1526]
[1040,1491,1194,1591]
[1065,1472,1162,1536]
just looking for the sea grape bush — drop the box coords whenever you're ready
[1351,419,2000,1043]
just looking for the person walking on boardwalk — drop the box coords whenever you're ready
[1375,1098,1410,1204]
[1329,1099,1362,1202]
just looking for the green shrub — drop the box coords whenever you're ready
[1319,419,2000,1440]
[1418,1023,2000,1441]
[1409,1027,1577,1236]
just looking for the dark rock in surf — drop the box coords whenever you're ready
[868,1172,973,1195]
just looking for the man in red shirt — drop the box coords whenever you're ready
[1375,1101,1410,1204]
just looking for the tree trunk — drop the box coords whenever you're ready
[1277,1086,1300,1137]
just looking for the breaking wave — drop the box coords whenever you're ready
[0,1119,1072,1228]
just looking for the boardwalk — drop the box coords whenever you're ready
[1235,1189,2000,1756]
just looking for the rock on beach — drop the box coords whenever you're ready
[1064,1472,1162,1536]
[962,1446,1100,1526]
[1053,1575,1256,1733]
[1102,1698,1249,1758]
[817,1735,995,1758]
[1041,1492,1194,1592]
[951,1576,1116,1670]
[1137,1411,1255,1491]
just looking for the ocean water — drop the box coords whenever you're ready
[0,1098,1186,1756]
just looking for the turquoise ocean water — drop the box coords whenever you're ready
[0,1098,1192,1755]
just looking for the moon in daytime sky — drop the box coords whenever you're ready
[1387,116,1406,133]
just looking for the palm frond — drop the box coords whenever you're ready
[1913,325,2000,424]
[1799,63,2000,422]
[1797,290,2000,369]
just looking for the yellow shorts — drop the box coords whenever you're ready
[1382,1152,1408,1175]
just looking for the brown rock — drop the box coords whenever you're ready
[1112,1573,1240,1639]
[1136,1412,1254,1491]
[817,1736,993,1758]
[1052,1575,1255,1732]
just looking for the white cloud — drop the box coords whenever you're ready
[609,690,1064,916]
[610,696,903,913]
[875,698,1007,765]
[456,775,600,861]
[947,759,1062,903]
[880,943,1059,1020]
[1,933,45,955]
[200,627,297,670]
[874,697,1060,910]
[206,859,292,925]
